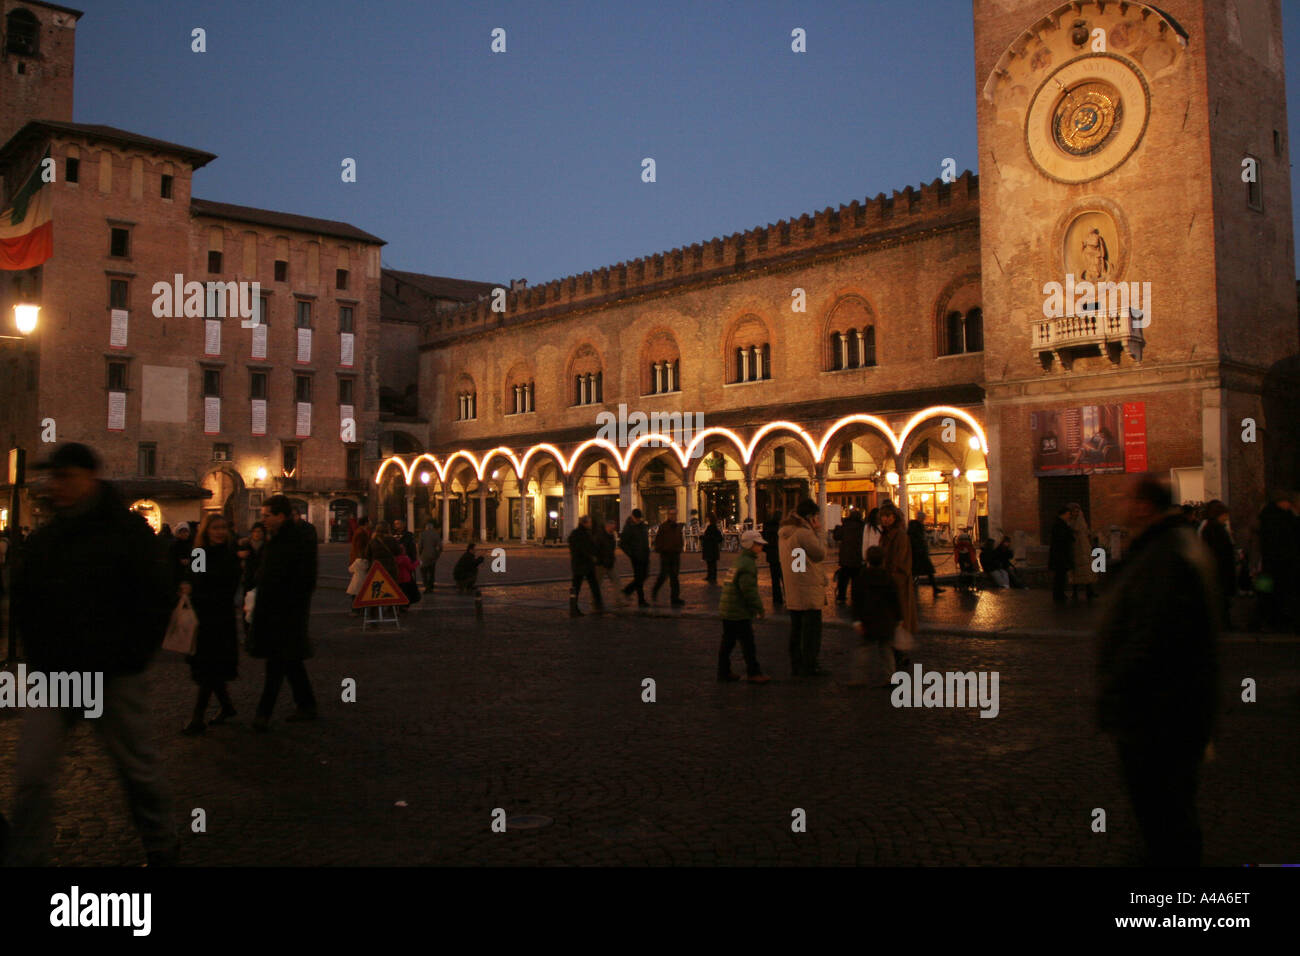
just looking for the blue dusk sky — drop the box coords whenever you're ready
[68,0,1300,282]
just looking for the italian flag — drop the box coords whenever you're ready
[0,150,53,270]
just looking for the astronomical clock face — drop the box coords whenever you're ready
[1025,54,1149,184]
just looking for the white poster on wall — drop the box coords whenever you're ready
[251,323,267,359]
[296,401,312,437]
[340,332,354,367]
[107,390,126,431]
[204,396,221,434]
[251,398,267,436]
[205,320,221,356]
[109,309,128,349]
[297,328,311,364]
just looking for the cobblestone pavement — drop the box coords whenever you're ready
[1,576,1297,866]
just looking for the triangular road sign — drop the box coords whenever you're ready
[352,561,409,608]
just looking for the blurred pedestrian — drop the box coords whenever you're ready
[419,520,442,591]
[247,495,318,731]
[1049,505,1074,604]
[567,514,602,616]
[392,518,417,562]
[763,511,784,606]
[878,501,917,668]
[6,443,177,865]
[779,498,828,677]
[835,508,865,604]
[1199,500,1236,626]
[717,529,770,683]
[652,508,686,606]
[170,521,194,585]
[367,521,399,582]
[619,509,651,607]
[394,546,421,610]
[453,541,483,593]
[593,518,625,607]
[908,511,944,596]
[180,514,240,734]
[701,513,723,584]
[1097,476,1218,865]
[850,545,902,686]
[1067,502,1097,602]
[1257,491,1298,631]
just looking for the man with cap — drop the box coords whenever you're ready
[5,443,178,865]
[716,529,771,683]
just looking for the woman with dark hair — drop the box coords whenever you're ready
[180,513,240,734]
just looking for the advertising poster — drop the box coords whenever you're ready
[1030,403,1144,476]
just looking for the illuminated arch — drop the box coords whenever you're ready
[815,414,902,461]
[897,406,989,456]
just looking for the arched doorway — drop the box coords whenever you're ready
[201,467,245,530]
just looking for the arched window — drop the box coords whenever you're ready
[946,311,965,355]
[506,364,536,415]
[942,308,983,355]
[643,330,681,396]
[6,9,39,56]
[454,376,476,421]
[726,314,772,384]
[824,296,876,371]
[568,344,604,406]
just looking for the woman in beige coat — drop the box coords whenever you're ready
[1067,502,1097,602]
[777,499,828,676]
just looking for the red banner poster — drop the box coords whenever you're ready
[1122,402,1147,472]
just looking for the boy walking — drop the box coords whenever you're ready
[717,530,771,683]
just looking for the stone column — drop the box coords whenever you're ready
[746,476,757,526]
[440,490,450,545]
[685,478,697,522]
[619,475,634,526]
[562,478,578,537]
[405,486,415,532]
[477,486,488,542]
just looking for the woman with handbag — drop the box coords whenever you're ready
[180,513,241,734]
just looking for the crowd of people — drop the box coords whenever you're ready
[1,441,1297,868]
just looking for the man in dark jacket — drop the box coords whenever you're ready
[652,508,686,606]
[1097,476,1218,865]
[907,511,944,595]
[1048,505,1074,604]
[567,514,602,616]
[619,509,651,607]
[248,494,318,730]
[7,443,178,865]
[835,509,865,604]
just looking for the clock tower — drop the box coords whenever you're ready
[973,0,1298,539]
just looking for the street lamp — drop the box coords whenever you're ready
[2,303,39,340]
[255,466,268,482]
[13,303,39,335]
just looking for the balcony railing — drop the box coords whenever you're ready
[1032,307,1145,370]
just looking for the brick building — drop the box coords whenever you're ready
[377,0,1299,554]
[0,0,386,542]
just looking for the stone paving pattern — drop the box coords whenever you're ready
[1,554,1297,866]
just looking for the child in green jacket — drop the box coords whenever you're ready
[717,530,771,683]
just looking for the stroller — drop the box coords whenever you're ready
[953,533,980,591]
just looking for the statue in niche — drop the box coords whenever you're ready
[1080,228,1111,281]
